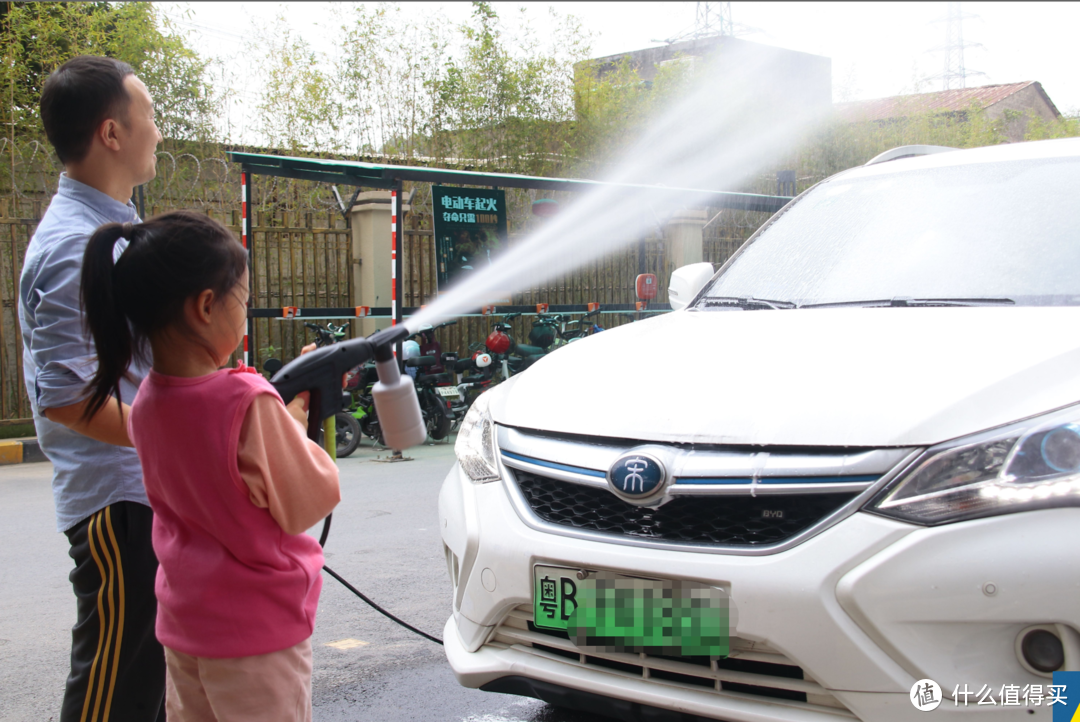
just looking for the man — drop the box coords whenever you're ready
[19,56,165,721]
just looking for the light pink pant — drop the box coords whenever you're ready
[164,639,312,722]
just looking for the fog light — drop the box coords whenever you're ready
[1021,629,1064,673]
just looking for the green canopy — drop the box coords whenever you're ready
[227,151,791,213]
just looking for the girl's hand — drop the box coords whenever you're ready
[286,391,310,428]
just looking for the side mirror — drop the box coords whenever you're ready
[263,358,283,375]
[668,263,715,311]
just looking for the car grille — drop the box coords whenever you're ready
[488,605,853,716]
[514,470,860,547]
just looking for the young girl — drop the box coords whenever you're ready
[80,211,340,722]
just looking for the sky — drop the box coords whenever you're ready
[155,1,1080,144]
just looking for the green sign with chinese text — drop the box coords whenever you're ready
[432,186,507,290]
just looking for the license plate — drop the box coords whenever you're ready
[532,565,730,656]
[435,387,459,398]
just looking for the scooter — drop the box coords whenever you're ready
[560,308,603,342]
[404,355,453,441]
[406,350,495,442]
[480,314,546,379]
[437,352,495,430]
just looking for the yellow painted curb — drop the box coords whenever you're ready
[0,440,23,465]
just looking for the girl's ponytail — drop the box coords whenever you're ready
[79,211,247,421]
[81,222,138,421]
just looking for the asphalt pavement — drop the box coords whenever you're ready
[0,435,603,722]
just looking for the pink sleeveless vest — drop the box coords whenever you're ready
[129,367,323,658]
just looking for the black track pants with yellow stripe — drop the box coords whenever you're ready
[62,501,166,722]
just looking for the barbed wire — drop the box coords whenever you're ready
[0,144,775,240]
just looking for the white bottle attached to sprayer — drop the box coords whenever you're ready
[268,326,427,451]
[371,345,428,450]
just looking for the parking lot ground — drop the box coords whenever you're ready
[0,436,603,722]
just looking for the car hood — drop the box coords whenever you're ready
[490,306,1080,447]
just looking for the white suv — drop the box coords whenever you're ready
[438,139,1080,721]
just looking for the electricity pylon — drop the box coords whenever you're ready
[655,2,756,45]
[928,2,986,90]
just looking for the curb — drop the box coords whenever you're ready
[0,437,47,465]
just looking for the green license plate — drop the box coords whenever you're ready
[532,565,730,657]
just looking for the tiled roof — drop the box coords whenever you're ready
[835,82,1053,122]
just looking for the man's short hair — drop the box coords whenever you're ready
[39,56,135,165]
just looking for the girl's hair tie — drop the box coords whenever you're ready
[121,222,136,239]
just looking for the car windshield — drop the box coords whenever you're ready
[698,156,1080,308]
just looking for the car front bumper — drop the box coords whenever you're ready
[439,462,1080,721]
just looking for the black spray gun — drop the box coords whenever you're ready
[269,325,427,450]
[267,326,446,645]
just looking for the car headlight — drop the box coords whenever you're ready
[868,405,1080,525]
[455,390,499,483]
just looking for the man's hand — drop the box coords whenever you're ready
[43,398,134,447]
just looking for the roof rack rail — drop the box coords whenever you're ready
[865,145,957,166]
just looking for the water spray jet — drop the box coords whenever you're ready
[406,45,830,333]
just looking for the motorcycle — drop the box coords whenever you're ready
[559,308,604,342]
[438,352,496,430]
[479,312,588,379]
[404,355,453,441]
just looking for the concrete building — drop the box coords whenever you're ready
[835,82,1061,143]
[579,35,833,116]
[575,36,832,269]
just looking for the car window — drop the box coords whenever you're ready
[700,157,1080,307]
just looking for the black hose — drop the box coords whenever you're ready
[317,514,443,646]
[281,329,444,646]
[322,564,444,646]
[318,514,332,547]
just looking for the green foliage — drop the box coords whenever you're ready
[1024,113,1080,141]
[793,103,1023,190]
[2,2,219,144]
[4,0,1072,197]
[250,14,339,154]
[433,2,587,174]
[568,52,715,178]
[570,57,651,177]
[0,423,35,440]
[254,2,589,176]
[333,3,450,158]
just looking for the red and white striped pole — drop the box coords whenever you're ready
[241,169,252,366]
[391,189,398,328]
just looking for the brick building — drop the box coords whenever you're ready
[835,82,1061,142]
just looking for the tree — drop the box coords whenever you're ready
[250,14,338,154]
[434,2,588,175]
[2,2,219,144]
[333,3,450,159]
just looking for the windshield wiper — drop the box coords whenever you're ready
[698,296,797,310]
[800,297,1015,309]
